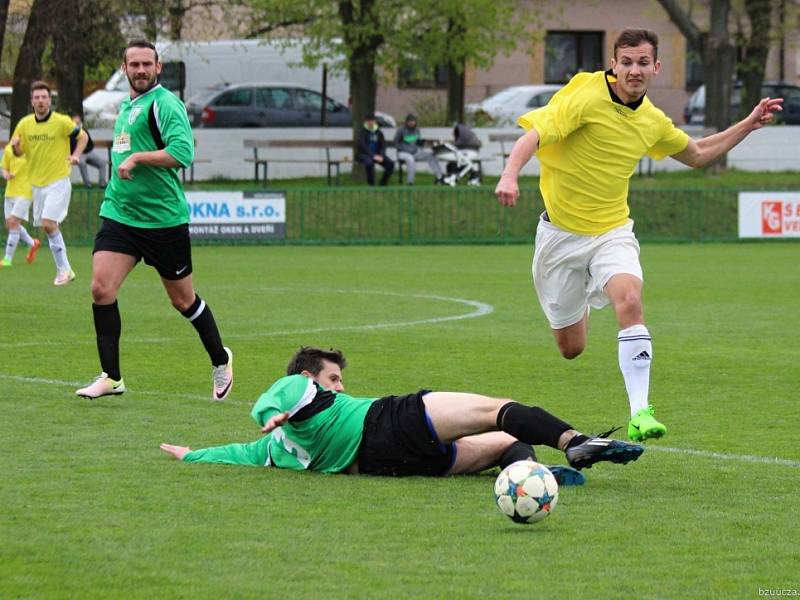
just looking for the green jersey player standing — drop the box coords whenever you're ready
[76,40,233,401]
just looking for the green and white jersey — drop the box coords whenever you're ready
[253,375,375,473]
[100,84,194,228]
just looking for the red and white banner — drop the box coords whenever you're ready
[738,192,800,238]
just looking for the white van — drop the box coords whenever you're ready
[83,39,350,126]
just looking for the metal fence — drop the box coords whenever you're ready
[59,186,777,245]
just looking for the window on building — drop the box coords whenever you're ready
[544,31,604,83]
[398,61,449,89]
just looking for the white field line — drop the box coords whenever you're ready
[2,373,798,469]
[647,445,800,469]
[1,290,495,347]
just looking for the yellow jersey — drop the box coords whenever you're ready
[2,144,32,200]
[518,70,689,235]
[12,111,80,187]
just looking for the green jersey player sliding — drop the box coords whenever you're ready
[161,346,644,481]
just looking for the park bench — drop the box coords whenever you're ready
[488,132,522,168]
[244,139,352,186]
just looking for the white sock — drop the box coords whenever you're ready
[18,225,35,247]
[618,324,652,416]
[47,231,71,271]
[5,229,20,261]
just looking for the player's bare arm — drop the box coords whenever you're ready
[69,130,89,165]
[672,97,783,168]
[495,128,540,207]
[117,149,182,180]
[10,136,22,157]
[2,168,12,180]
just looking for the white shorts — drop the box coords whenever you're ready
[532,215,642,329]
[32,177,72,226]
[4,197,32,221]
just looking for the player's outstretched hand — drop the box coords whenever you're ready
[495,175,520,207]
[261,411,290,433]
[747,97,783,130]
[160,443,191,460]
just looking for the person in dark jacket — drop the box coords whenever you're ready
[356,114,394,186]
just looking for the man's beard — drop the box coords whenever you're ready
[128,74,157,94]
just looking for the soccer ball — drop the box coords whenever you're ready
[494,460,559,524]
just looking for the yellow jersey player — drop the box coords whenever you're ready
[2,144,40,266]
[11,81,87,285]
[495,28,782,442]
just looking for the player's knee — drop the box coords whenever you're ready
[169,295,194,313]
[616,291,643,321]
[90,279,115,304]
[558,343,584,360]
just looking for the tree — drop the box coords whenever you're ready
[735,0,773,119]
[50,0,85,118]
[10,0,55,133]
[656,0,736,132]
[0,0,10,75]
[395,0,534,124]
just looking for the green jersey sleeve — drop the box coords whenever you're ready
[183,435,271,466]
[250,374,317,427]
[154,92,194,167]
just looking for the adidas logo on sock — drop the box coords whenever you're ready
[632,350,651,361]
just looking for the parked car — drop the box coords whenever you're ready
[186,82,396,128]
[466,84,563,126]
[683,82,800,125]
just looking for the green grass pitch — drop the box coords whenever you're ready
[1,242,797,599]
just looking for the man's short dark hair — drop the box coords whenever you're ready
[124,40,159,64]
[613,29,659,60]
[30,81,51,97]
[286,346,347,376]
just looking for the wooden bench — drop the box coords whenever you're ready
[488,132,522,168]
[244,139,352,186]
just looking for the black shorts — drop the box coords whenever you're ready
[93,218,193,280]
[357,391,456,477]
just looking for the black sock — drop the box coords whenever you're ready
[566,434,590,449]
[496,402,573,449]
[93,301,121,381]
[498,441,537,470]
[181,295,228,366]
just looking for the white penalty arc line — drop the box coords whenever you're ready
[2,373,798,470]
[1,290,495,347]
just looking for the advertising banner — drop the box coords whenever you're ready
[187,191,286,240]
[738,192,800,238]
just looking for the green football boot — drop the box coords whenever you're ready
[628,406,667,441]
[1,257,12,267]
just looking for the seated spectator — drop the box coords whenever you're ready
[393,114,445,185]
[356,114,394,186]
[70,115,108,188]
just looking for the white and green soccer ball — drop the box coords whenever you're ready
[494,460,559,524]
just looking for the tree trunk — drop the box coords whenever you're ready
[11,0,54,133]
[738,0,772,120]
[0,0,11,74]
[169,0,185,40]
[704,0,735,169]
[52,0,85,118]
[445,16,466,124]
[339,0,382,181]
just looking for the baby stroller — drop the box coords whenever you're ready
[433,123,482,186]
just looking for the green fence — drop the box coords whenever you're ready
[57,186,783,245]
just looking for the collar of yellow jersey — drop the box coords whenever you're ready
[604,69,645,110]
